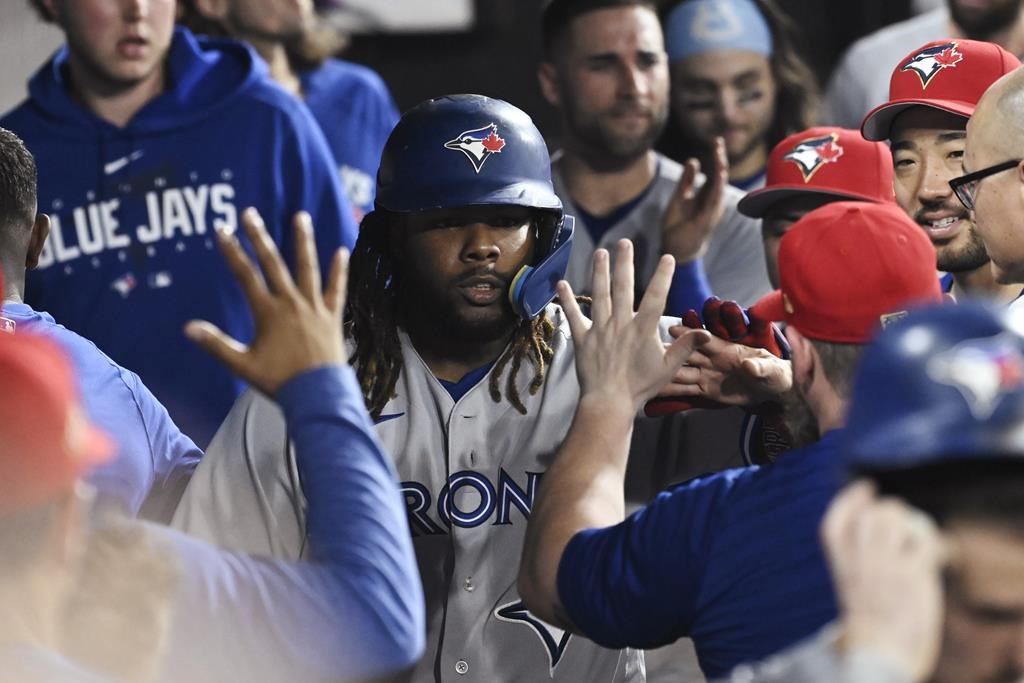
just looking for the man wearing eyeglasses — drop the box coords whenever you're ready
[861,39,1022,304]
[957,65,1024,311]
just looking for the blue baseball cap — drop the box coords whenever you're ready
[842,302,1024,472]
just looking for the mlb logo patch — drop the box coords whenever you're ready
[783,133,844,182]
[444,123,506,173]
[0,317,15,335]
[901,42,963,89]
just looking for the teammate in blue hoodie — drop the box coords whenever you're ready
[5,0,357,448]
[0,125,200,519]
[178,0,400,221]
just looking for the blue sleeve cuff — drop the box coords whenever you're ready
[667,259,713,317]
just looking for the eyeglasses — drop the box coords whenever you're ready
[949,159,1022,211]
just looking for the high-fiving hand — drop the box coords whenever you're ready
[185,208,348,396]
[558,240,711,414]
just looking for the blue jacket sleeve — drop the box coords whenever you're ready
[666,260,713,317]
[556,474,729,649]
[159,365,424,683]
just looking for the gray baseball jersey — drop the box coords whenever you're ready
[822,9,947,130]
[553,153,772,308]
[173,305,746,682]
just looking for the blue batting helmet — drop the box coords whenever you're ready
[375,94,563,215]
[841,302,1024,472]
[374,94,574,319]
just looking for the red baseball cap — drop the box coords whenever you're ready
[861,39,1021,141]
[750,201,943,343]
[0,332,114,513]
[738,127,895,218]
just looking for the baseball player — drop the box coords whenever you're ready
[660,0,819,191]
[6,1,356,448]
[0,208,423,682]
[738,126,897,288]
[861,38,1021,303]
[538,0,772,315]
[957,57,1024,313]
[718,302,1024,683]
[173,93,752,682]
[0,126,200,521]
[518,200,943,678]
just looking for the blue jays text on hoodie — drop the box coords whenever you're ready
[300,58,399,222]
[1,28,357,448]
[0,303,201,518]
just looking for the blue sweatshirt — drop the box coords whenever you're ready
[558,430,844,678]
[300,58,399,221]
[1,28,357,447]
[1,302,201,517]
[156,366,424,682]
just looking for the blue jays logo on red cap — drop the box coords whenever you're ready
[927,334,1024,418]
[444,122,507,173]
[783,133,844,182]
[901,42,963,89]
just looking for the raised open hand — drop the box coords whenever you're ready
[185,208,347,395]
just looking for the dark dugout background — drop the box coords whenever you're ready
[345,0,914,146]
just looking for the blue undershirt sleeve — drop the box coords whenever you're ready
[666,260,713,317]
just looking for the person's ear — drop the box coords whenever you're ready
[538,62,562,109]
[25,214,50,270]
[785,326,816,392]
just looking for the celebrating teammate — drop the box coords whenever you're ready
[719,303,1024,683]
[958,60,1024,312]
[519,201,943,678]
[738,126,896,288]
[538,0,772,313]
[4,0,355,447]
[660,0,818,190]
[0,208,423,682]
[861,38,1020,302]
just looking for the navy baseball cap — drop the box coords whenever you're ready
[842,302,1024,472]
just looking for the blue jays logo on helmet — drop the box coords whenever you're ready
[782,133,844,182]
[927,334,1024,419]
[444,122,507,173]
[900,42,963,89]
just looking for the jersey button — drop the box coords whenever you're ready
[464,577,475,592]
[455,659,469,675]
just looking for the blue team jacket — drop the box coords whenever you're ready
[1,28,356,447]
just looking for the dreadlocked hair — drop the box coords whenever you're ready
[349,211,567,418]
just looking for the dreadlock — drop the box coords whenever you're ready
[349,211,563,419]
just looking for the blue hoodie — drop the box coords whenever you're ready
[300,58,399,222]
[1,28,357,447]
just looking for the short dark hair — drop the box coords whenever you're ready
[872,460,1024,537]
[26,0,53,22]
[540,0,661,60]
[0,127,38,231]
[809,338,863,398]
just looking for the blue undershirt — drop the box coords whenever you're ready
[438,362,496,402]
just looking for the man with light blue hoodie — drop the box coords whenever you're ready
[4,0,357,448]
